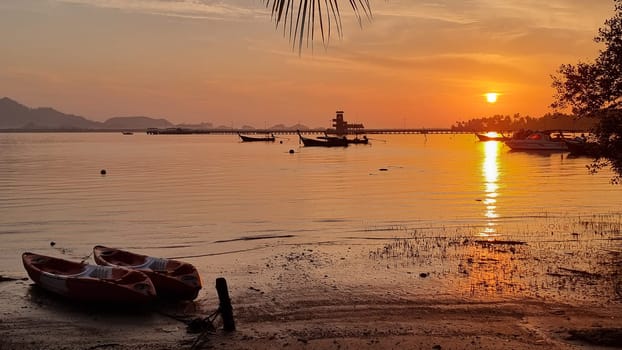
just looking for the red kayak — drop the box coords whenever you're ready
[22,252,156,304]
[93,245,202,300]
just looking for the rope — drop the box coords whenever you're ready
[155,308,220,350]
[189,309,220,350]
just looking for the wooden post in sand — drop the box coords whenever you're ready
[216,277,235,331]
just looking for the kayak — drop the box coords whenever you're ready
[22,252,156,304]
[93,245,202,300]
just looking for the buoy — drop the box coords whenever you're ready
[100,169,107,175]
[289,149,295,154]
[280,140,283,144]
[50,241,56,247]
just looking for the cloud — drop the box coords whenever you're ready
[54,0,265,20]
[372,0,610,32]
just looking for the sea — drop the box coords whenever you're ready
[1,132,620,302]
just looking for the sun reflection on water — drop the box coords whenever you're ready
[480,141,500,237]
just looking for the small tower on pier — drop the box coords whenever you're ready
[330,111,364,135]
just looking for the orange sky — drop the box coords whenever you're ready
[0,1,615,128]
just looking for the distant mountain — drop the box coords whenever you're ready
[0,97,176,130]
[0,97,313,131]
[102,116,173,129]
[287,123,311,130]
[0,97,102,129]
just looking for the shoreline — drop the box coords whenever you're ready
[2,241,621,350]
[2,279,621,350]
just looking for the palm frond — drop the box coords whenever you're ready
[264,0,372,53]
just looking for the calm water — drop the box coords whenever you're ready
[1,132,620,282]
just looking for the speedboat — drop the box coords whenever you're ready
[504,131,568,151]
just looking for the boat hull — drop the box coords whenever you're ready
[504,140,568,151]
[22,252,156,304]
[320,135,369,145]
[298,131,348,147]
[504,131,568,151]
[93,246,202,300]
[347,138,369,145]
[565,139,599,156]
[301,137,348,147]
[239,133,275,142]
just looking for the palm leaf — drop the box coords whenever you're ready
[264,0,372,52]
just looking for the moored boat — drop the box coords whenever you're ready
[238,132,276,142]
[93,245,202,300]
[298,131,349,147]
[320,133,369,145]
[504,131,568,151]
[22,252,156,304]
[565,137,600,157]
[347,136,369,144]
[475,132,509,142]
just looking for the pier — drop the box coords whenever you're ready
[144,110,589,136]
[145,110,467,135]
[145,127,465,135]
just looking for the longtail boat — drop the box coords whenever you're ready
[22,252,156,304]
[319,133,369,145]
[238,132,276,142]
[298,131,348,147]
[93,245,202,300]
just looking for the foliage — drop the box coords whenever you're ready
[264,0,372,52]
[551,0,622,183]
[451,113,596,133]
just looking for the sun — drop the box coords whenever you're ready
[485,92,499,103]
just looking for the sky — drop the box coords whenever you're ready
[0,0,615,128]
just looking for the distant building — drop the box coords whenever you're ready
[327,111,365,135]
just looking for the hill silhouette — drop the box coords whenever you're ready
[102,116,173,129]
[0,97,101,129]
[0,97,174,130]
[0,97,312,131]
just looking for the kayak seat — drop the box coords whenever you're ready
[133,257,168,272]
[74,265,113,279]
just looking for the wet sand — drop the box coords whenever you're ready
[1,238,621,350]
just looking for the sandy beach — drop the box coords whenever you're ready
[3,0,622,348]
[1,238,621,350]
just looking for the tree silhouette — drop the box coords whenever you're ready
[264,0,372,52]
[552,0,622,183]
